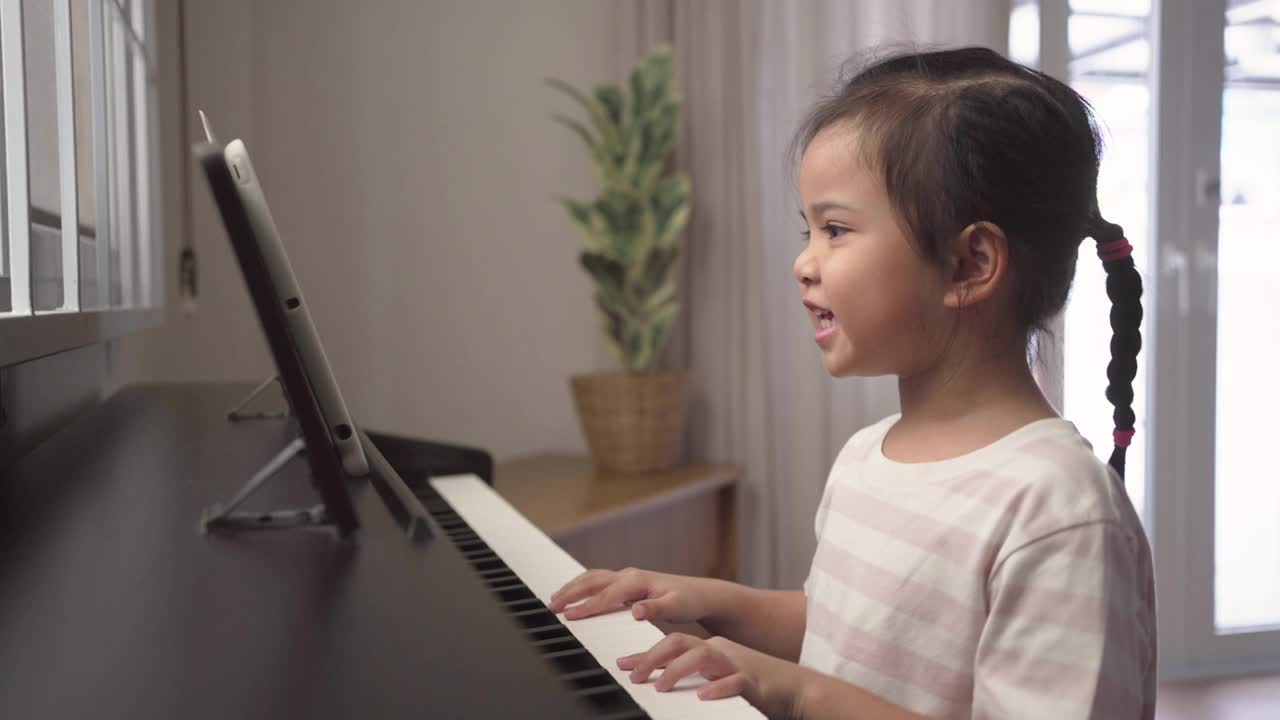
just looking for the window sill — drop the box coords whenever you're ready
[0,306,163,367]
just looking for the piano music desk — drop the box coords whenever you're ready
[494,454,740,583]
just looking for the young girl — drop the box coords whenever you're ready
[548,47,1155,720]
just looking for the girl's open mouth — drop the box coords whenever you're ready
[804,301,838,344]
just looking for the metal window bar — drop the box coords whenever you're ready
[111,17,134,308]
[1,0,31,315]
[122,42,137,307]
[89,0,111,309]
[131,45,150,306]
[130,0,149,67]
[146,0,161,309]
[134,0,157,310]
[107,0,146,56]
[54,0,80,311]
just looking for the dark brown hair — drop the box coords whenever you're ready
[795,47,1143,478]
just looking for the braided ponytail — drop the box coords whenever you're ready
[1088,211,1144,480]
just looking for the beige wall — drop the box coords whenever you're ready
[119,0,632,461]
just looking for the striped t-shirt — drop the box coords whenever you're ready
[799,414,1156,720]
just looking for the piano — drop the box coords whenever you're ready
[0,384,765,719]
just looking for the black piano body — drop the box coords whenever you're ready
[0,384,648,719]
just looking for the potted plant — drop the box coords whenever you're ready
[550,45,691,474]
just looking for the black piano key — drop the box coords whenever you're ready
[595,712,648,720]
[525,623,571,638]
[490,580,527,593]
[483,574,521,589]
[495,587,536,604]
[532,636,583,654]
[510,607,560,629]
[543,647,599,674]
[501,597,544,611]
[577,686,646,715]
[560,667,611,683]
[472,557,507,573]
[575,684,627,699]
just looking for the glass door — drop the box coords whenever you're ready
[1155,0,1280,678]
[1014,0,1280,680]
[1212,0,1280,638]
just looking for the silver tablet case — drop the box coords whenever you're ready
[222,138,370,477]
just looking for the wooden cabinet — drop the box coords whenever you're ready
[494,454,739,581]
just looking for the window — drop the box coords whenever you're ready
[1013,0,1280,681]
[0,0,161,366]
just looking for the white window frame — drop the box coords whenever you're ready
[0,0,163,368]
[1028,0,1280,682]
[1151,0,1280,681]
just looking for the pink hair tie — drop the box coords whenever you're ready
[1097,238,1133,262]
[1113,429,1135,448]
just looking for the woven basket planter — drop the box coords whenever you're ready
[570,370,688,474]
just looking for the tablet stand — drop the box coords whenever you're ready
[200,437,337,532]
[226,374,289,421]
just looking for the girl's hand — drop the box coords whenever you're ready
[548,568,715,623]
[618,633,807,719]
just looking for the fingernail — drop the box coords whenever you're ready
[632,605,646,620]
[697,687,710,700]
[616,656,633,669]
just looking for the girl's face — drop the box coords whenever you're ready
[794,125,951,378]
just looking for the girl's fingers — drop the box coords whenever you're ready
[625,633,699,684]
[562,573,650,620]
[653,645,730,692]
[548,570,613,612]
[630,591,675,622]
[696,673,749,701]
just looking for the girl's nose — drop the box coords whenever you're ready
[794,248,817,287]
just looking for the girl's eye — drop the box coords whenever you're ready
[824,224,848,239]
[799,224,850,243]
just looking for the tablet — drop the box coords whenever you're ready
[196,139,360,535]
[201,112,369,477]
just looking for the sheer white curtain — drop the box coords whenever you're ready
[615,1,1011,588]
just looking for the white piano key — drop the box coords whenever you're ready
[430,474,764,720]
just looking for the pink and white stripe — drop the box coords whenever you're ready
[799,415,1156,720]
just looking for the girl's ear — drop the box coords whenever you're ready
[943,221,1009,309]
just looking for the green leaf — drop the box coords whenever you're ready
[647,299,679,361]
[594,293,626,354]
[595,85,625,128]
[640,100,680,165]
[639,244,679,296]
[551,114,596,153]
[549,77,622,161]
[623,324,646,372]
[652,175,689,224]
[629,65,649,122]
[636,46,673,117]
[621,126,645,180]
[580,250,626,297]
[561,198,594,229]
[546,77,594,113]
[644,278,676,311]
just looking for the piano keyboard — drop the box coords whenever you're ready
[420,474,766,720]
